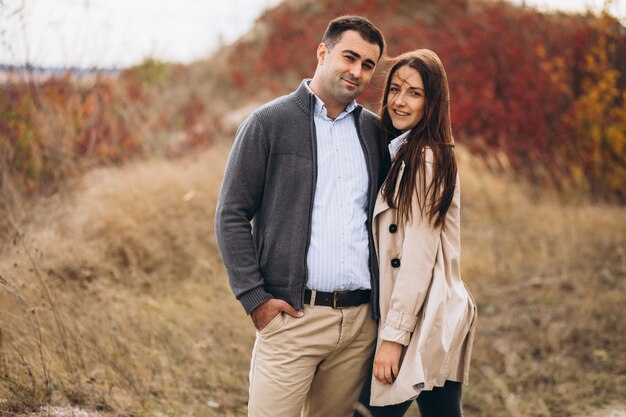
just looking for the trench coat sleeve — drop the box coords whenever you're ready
[379,155,441,346]
[214,113,274,315]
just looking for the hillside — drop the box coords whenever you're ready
[3,0,625,201]
[1,136,625,416]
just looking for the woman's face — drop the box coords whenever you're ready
[387,65,425,132]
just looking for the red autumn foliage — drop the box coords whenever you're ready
[2,0,624,201]
[0,73,145,192]
[0,60,215,194]
[223,0,626,199]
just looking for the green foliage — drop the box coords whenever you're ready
[123,58,171,85]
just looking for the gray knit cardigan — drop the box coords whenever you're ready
[215,80,383,317]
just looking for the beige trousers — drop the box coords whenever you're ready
[248,301,377,417]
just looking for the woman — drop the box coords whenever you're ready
[356,49,477,417]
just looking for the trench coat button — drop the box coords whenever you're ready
[391,258,401,268]
[389,224,398,233]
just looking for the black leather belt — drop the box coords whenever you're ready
[304,289,371,309]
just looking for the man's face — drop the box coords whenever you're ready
[316,30,380,105]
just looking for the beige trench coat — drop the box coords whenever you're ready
[370,150,477,406]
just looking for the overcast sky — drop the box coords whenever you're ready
[0,0,623,68]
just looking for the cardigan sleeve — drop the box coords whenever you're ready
[214,113,274,315]
[379,149,442,345]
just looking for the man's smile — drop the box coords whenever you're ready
[342,77,359,87]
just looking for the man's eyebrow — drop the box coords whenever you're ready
[343,49,377,67]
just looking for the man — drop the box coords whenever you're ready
[215,15,386,417]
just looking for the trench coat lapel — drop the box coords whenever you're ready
[373,161,405,255]
[373,161,405,218]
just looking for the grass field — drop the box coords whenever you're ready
[0,140,624,416]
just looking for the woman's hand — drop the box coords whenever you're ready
[373,340,403,384]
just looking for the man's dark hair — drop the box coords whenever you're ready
[321,15,385,60]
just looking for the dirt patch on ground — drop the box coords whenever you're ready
[19,406,113,417]
[586,404,626,417]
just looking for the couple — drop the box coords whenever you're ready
[215,15,477,417]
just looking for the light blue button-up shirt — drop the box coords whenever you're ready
[305,82,371,292]
[388,130,410,160]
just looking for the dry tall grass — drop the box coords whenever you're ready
[0,141,624,416]
[0,141,250,416]
[456,150,625,417]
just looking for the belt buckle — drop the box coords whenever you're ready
[332,292,339,309]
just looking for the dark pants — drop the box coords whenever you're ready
[354,364,463,417]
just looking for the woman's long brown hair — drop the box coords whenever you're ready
[380,49,457,229]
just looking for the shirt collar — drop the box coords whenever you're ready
[388,130,411,160]
[305,80,358,120]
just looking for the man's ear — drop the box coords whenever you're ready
[316,43,327,64]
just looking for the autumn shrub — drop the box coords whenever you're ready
[0,71,144,194]
[566,11,626,201]
[0,59,219,201]
[220,0,626,200]
[2,0,624,201]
